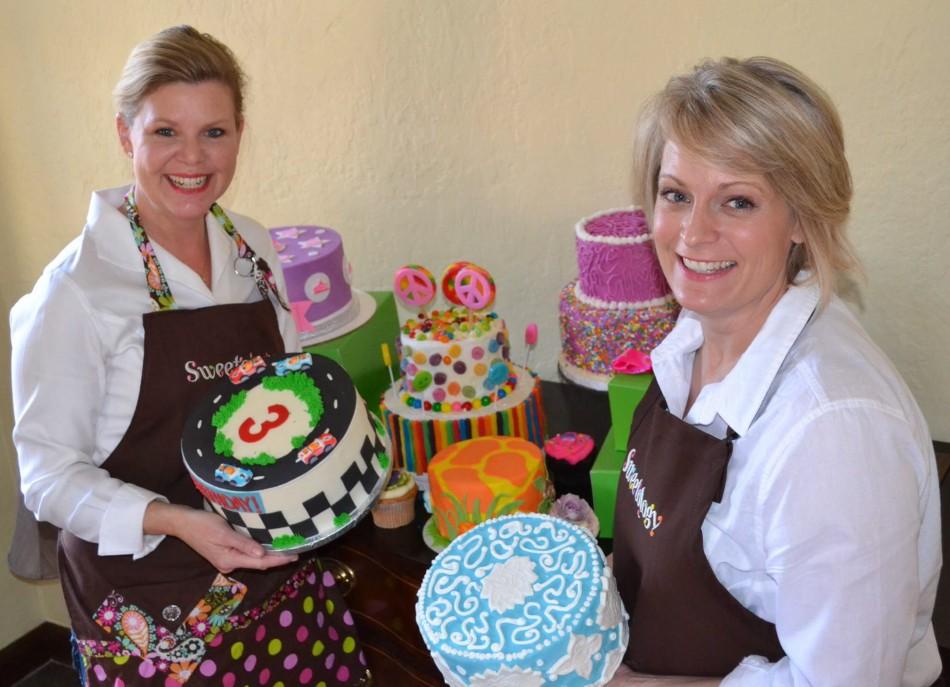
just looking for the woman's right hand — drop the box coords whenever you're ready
[144,501,298,573]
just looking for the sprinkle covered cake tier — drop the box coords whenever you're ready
[181,352,391,552]
[558,208,679,390]
[416,513,629,686]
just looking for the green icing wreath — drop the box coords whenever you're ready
[211,371,324,466]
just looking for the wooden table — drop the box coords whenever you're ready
[321,382,949,686]
[319,380,610,686]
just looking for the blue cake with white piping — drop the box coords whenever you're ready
[416,513,629,686]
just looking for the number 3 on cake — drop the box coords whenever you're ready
[238,403,290,443]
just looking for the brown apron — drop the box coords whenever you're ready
[612,379,785,677]
[61,297,368,685]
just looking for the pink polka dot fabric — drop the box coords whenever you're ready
[79,559,367,686]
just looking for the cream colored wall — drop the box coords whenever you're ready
[1,0,948,645]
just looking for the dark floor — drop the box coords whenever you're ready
[10,660,77,687]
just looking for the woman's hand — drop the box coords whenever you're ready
[144,501,297,573]
[605,663,721,686]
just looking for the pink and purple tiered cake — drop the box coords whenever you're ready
[558,207,679,390]
[270,226,370,345]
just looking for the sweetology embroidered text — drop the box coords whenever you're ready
[623,449,664,536]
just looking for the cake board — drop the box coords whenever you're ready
[299,288,377,346]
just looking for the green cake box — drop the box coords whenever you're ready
[609,371,653,451]
[592,371,653,538]
[304,291,400,415]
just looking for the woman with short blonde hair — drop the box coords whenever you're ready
[11,25,369,686]
[633,56,860,307]
[113,24,247,124]
[607,57,941,686]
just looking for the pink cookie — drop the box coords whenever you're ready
[544,432,595,466]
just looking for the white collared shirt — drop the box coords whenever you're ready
[650,280,941,686]
[10,185,300,559]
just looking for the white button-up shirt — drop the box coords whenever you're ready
[650,280,941,686]
[10,185,299,559]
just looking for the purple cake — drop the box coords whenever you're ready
[269,226,359,344]
[558,208,680,390]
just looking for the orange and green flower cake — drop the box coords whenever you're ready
[428,436,549,540]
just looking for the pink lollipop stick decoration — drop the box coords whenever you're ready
[523,322,538,370]
[393,265,436,311]
[453,264,496,312]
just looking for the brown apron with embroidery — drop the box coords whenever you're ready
[60,272,367,683]
[612,379,785,677]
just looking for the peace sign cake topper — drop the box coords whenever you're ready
[393,261,497,312]
[393,264,437,310]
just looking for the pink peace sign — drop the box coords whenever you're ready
[454,264,496,311]
[393,265,436,309]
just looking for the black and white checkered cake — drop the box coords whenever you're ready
[181,352,391,552]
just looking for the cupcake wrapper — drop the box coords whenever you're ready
[371,488,418,529]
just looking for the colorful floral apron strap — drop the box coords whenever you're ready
[124,190,177,311]
[209,203,289,311]
[123,189,289,312]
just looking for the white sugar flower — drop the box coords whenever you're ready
[548,632,602,679]
[480,556,537,613]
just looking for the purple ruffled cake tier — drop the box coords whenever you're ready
[576,208,670,304]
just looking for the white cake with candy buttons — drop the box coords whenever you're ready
[181,352,391,552]
[416,512,629,686]
[379,263,546,474]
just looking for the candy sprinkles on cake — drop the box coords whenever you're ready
[399,307,516,413]
[379,262,547,474]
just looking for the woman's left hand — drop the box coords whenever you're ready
[605,663,722,686]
